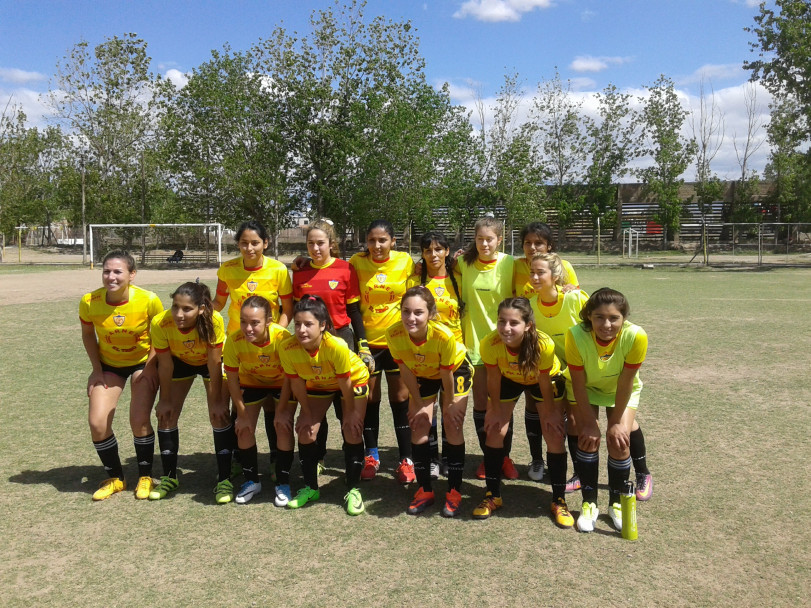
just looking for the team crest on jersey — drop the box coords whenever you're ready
[311,365,322,375]
[599,353,612,362]
[259,355,270,364]
[509,362,519,370]
[183,339,195,350]
[113,314,125,327]
[415,354,425,363]
[328,280,339,290]
[246,280,258,292]
[376,273,387,283]
[434,286,445,297]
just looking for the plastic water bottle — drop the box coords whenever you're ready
[621,480,638,540]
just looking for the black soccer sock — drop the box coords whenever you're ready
[263,408,277,463]
[525,408,543,461]
[230,409,240,465]
[483,444,504,497]
[440,423,449,464]
[133,432,155,478]
[344,441,365,490]
[576,449,599,504]
[630,427,650,476]
[93,434,123,480]
[299,441,319,489]
[390,398,412,460]
[157,427,179,479]
[241,443,259,483]
[445,442,465,493]
[276,449,294,486]
[608,455,632,505]
[412,442,432,492]
[428,406,439,462]
[567,434,580,476]
[503,414,514,457]
[363,399,380,455]
[547,451,568,502]
[316,413,329,461]
[212,424,235,482]
[473,409,487,452]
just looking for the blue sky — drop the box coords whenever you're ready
[1,0,770,178]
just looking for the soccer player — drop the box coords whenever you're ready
[223,296,293,505]
[564,288,650,533]
[279,295,370,515]
[80,250,163,501]
[473,298,570,526]
[457,217,517,481]
[149,281,231,502]
[386,286,471,517]
[349,219,415,484]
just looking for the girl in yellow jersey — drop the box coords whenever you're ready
[149,281,230,502]
[386,286,471,517]
[79,251,163,501]
[458,217,517,481]
[564,288,649,533]
[350,219,415,484]
[214,220,293,481]
[474,298,571,525]
[279,295,370,515]
[513,222,579,299]
[223,296,293,505]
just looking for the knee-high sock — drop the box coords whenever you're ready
[344,441,364,490]
[473,409,487,453]
[412,442,432,492]
[608,455,632,505]
[445,442,465,493]
[576,449,599,504]
[94,434,123,480]
[133,432,155,478]
[630,427,650,475]
[299,441,319,489]
[363,400,380,458]
[263,408,277,461]
[157,427,179,478]
[547,451,567,502]
[525,409,543,461]
[390,399,412,460]
[483,445,504,497]
[212,424,235,482]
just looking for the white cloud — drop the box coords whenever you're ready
[730,0,760,8]
[0,67,47,84]
[581,9,597,21]
[164,68,189,89]
[570,55,632,73]
[677,63,745,85]
[569,77,596,91]
[0,87,52,128]
[454,0,554,23]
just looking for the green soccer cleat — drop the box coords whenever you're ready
[214,479,235,504]
[287,486,320,509]
[148,476,179,500]
[344,487,365,515]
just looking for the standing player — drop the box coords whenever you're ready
[279,296,370,515]
[350,220,415,484]
[386,286,471,517]
[457,217,516,480]
[223,296,293,505]
[149,281,231,502]
[513,222,579,299]
[564,288,650,533]
[80,251,163,501]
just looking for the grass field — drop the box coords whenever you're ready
[2,266,810,607]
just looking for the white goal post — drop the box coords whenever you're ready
[88,223,223,269]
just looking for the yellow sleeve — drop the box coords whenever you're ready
[79,293,91,323]
[537,333,556,373]
[212,313,226,346]
[479,332,497,366]
[150,316,169,350]
[222,337,239,370]
[561,259,578,287]
[147,291,165,319]
[625,327,648,366]
[278,264,293,297]
[565,328,584,368]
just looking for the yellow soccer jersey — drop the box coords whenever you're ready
[386,320,467,380]
[350,250,415,347]
[151,309,226,366]
[216,256,293,334]
[407,274,463,343]
[79,285,164,367]
[479,328,560,385]
[279,331,370,391]
[513,257,579,299]
[531,288,589,364]
[222,324,289,388]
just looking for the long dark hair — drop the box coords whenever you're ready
[520,221,555,252]
[171,281,216,345]
[360,219,395,257]
[462,217,502,265]
[498,297,541,378]
[294,294,335,334]
[419,231,465,317]
[580,288,630,330]
[235,220,269,244]
[401,285,437,320]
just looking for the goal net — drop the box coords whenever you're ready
[88,223,223,269]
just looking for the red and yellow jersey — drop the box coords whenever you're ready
[407,274,463,343]
[279,331,369,391]
[79,285,163,367]
[222,324,289,388]
[216,255,292,334]
[513,256,579,299]
[531,288,589,365]
[151,309,226,366]
[386,320,467,380]
[349,250,415,347]
[480,328,560,385]
[292,258,360,330]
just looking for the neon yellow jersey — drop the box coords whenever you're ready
[407,274,463,343]
[386,320,467,380]
[479,328,560,385]
[279,331,370,391]
[350,251,415,347]
[151,309,225,366]
[222,324,289,388]
[80,285,163,367]
[530,288,589,365]
[563,321,647,407]
[216,256,293,334]
[513,257,579,299]
[458,252,514,365]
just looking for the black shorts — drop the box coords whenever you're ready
[500,373,566,402]
[101,361,145,379]
[416,360,473,399]
[171,356,210,380]
[370,347,399,377]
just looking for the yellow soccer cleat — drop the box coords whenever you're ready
[92,478,126,501]
[550,497,575,528]
[134,476,154,500]
[472,491,503,520]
